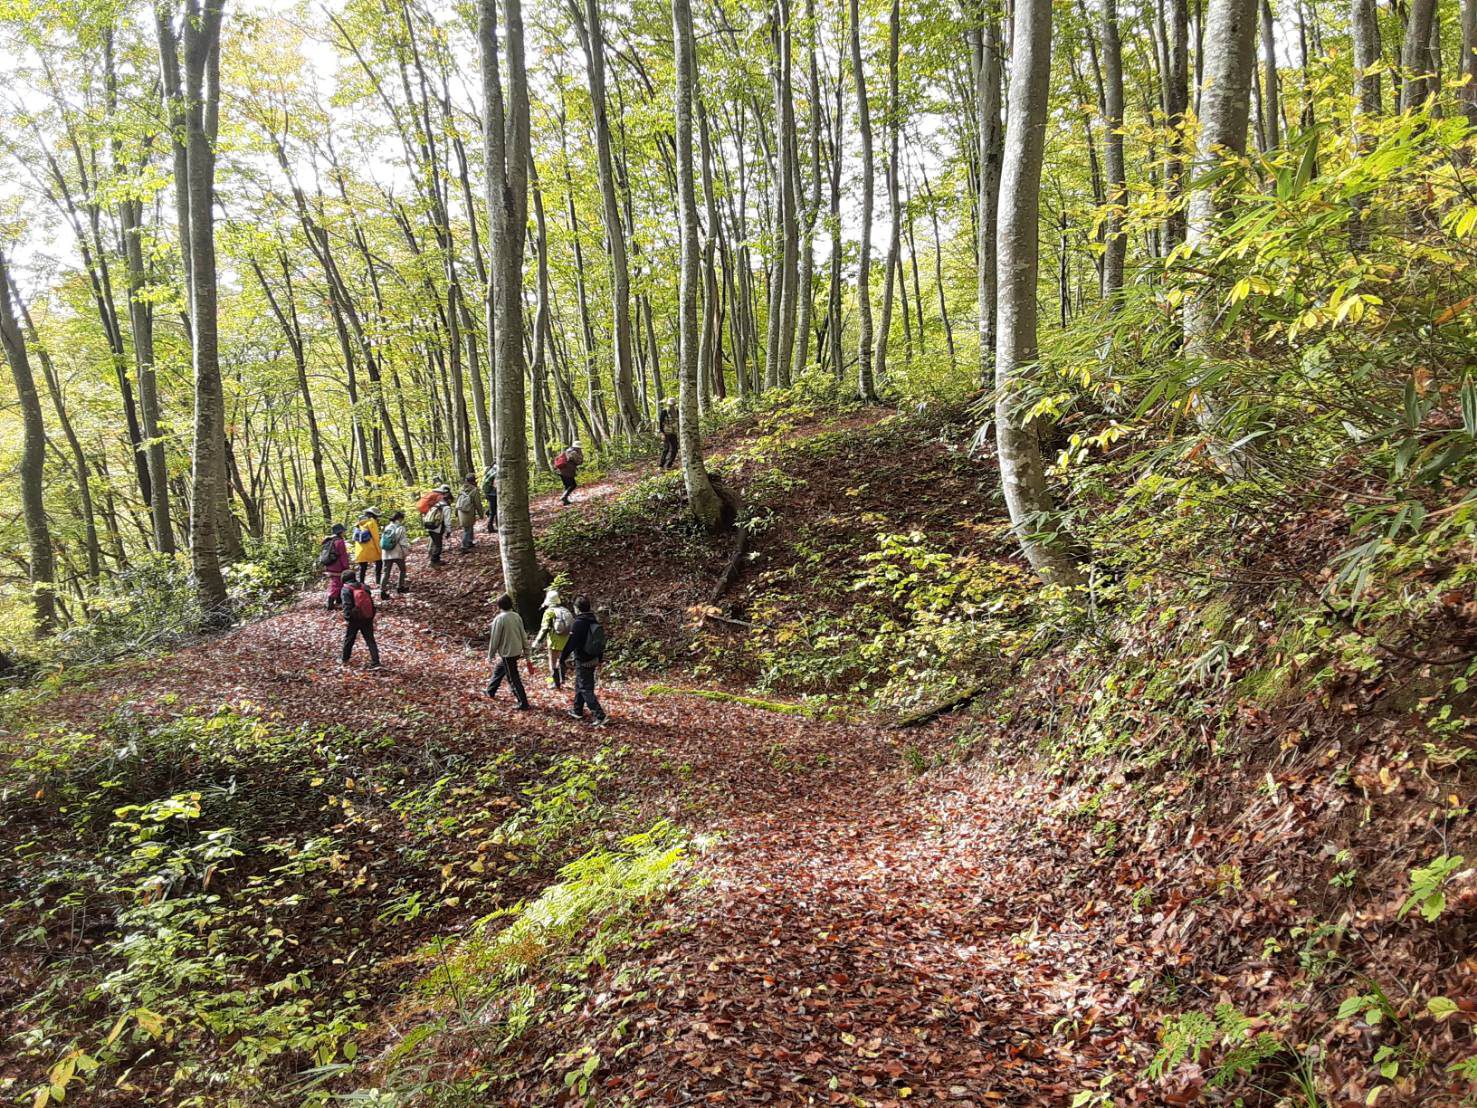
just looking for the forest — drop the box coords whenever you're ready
[3,0,1477,1101]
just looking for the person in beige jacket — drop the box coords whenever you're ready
[485,593,534,709]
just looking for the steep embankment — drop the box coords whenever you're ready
[4,402,1476,1106]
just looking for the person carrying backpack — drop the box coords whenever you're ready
[455,475,484,552]
[318,523,351,609]
[379,510,410,599]
[485,593,533,709]
[481,465,498,532]
[553,442,584,505]
[340,571,381,669]
[352,508,383,585]
[558,596,608,726]
[529,586,574,688]
[658,398,678,470]
[421,485,452,566]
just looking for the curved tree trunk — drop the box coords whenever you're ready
[995,0,1083,587]
[0,248,57,631]
[675,0,726,531]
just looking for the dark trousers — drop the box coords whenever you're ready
[547,648,563,688]
[381,558,406,596]
[487,655,529,707]
[486,495,498,530]
[428,529,444,565]
[573,662,605,720]
[355,560,382,585]
[342,620,379,665]
[559,473,577,502]
[659,433,678,469]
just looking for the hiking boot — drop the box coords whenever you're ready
[591,716,609,728]
[567,709,585,720]
[367,662,382,670]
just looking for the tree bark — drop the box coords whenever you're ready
[1102,0,1128,299]
[675,0,726,531]
[876,0,903,380]
[0,248,57,631]
[848,0,878,401]
[1258,0,1281,150]
[969,3,1003,389]
[480,0,544,626]
[995,0,1083,587]
[1400,0,1438,111]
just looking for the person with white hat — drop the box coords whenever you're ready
[529,584,575,688]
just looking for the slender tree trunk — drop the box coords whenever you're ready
[158,0,230,621]
[1258,0,1281,150]
[530,158,554,471]
[0,248,57,631]
[849,0,877,401]
[1400,0,1438,111]
[876,0,903,380]
[995,0,1083,586]
[572,0,640,435]
[481,0,544,626]
[1462,0,1477,125]
[1165,0,1191,248]
[1102,0,1128,298]
[969,3,1003,389]
[675,0,725,530]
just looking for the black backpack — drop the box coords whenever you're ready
[584,619,607,660]
[316,536,338,569]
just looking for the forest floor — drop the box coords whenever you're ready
[7,405,1475,1106]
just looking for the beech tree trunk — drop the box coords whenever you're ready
[995,0,1083,587]
[0,248,57,631]
[876,0,902,380]
[969,3,1003,388]
[1463,0,1477,125]
[1102,0,1128,298]
[848,0,877,401]
[1259,0,1281,150]
[1400,0,1438,111]
[480,0,544,626]
[158,0,230,621]
[674,0,725,530]
[572,0,640,435]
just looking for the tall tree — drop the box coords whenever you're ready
[1102,0,1128,297]
[1399,0,1438,111]
[157,0,230,621]
[875,0,903,377]
[0,248,57,631]
[995,0,1083,586]
[674,0,725,530]
[969,1,1003,387]
[481,0,544,625]
[848,0,878,401]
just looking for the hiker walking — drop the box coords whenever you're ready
[658,398,678,470]
[485,593,534,709]
[318,523,351,609]
[352,508,383,585]
[420,484,452,566]
[553,442,584,505]
[455,475,484,552]
[529,586,574,688]
[481,465,499,532]
[379,510,410,599]
[340,571,381,669]
[559,596,608,726]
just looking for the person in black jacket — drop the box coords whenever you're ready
[657,398,678,470]
[558,596,607,725]
[340,572,381,669]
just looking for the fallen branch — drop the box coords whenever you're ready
[710,524,749,605]
[895,682,989,728]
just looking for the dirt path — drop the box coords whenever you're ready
[40,437,1129,1106]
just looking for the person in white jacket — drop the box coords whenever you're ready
[379,511,411,599]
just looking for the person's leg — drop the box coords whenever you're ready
[571,666,586,717]
[549,646,562,688]
[581,664,607,721]
[429,530,442,565]
[506,658,529,708]
[342,623,357,664]
[487,656,507,696]
[363,625,380,667]
[396,558,408,593]
[374,559,383,585]
[560,474,575,503]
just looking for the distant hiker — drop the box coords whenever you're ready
[658,398,678,470]
[530,586,574,689]
[379,510,410,599]
[553,442,584,505]
[455,475,485,552]
[481,465,499,532]
[559,595,608,726]
[421,485,453,566]
[318,523,351,609]
[352,508,383,585]
[340,571,381,669]
[485,593,533,709]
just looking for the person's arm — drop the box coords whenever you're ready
[560,620,583,666]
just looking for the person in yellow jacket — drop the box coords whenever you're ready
[352,508,383,586]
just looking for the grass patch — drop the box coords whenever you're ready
[643,683,839,720]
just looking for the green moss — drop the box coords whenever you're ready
[642,683,836,719]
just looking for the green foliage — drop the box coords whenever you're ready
[1146,1004,1281,1088]
[1398,854,1466,923]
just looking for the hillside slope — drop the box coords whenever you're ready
[3,402,1476,1106]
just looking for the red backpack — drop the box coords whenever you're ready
[553,450,568,470]
[348,584,376,621]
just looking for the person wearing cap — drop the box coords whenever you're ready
[321,523,351,609]
[529,585,575,688]
[423,484,453,566]
[658,397,678,470]
[454,475,485,553]
[379,510,410,599]
[553,442,584,505]
[352,507,383,585]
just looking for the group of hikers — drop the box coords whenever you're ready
[313,444,609,724]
